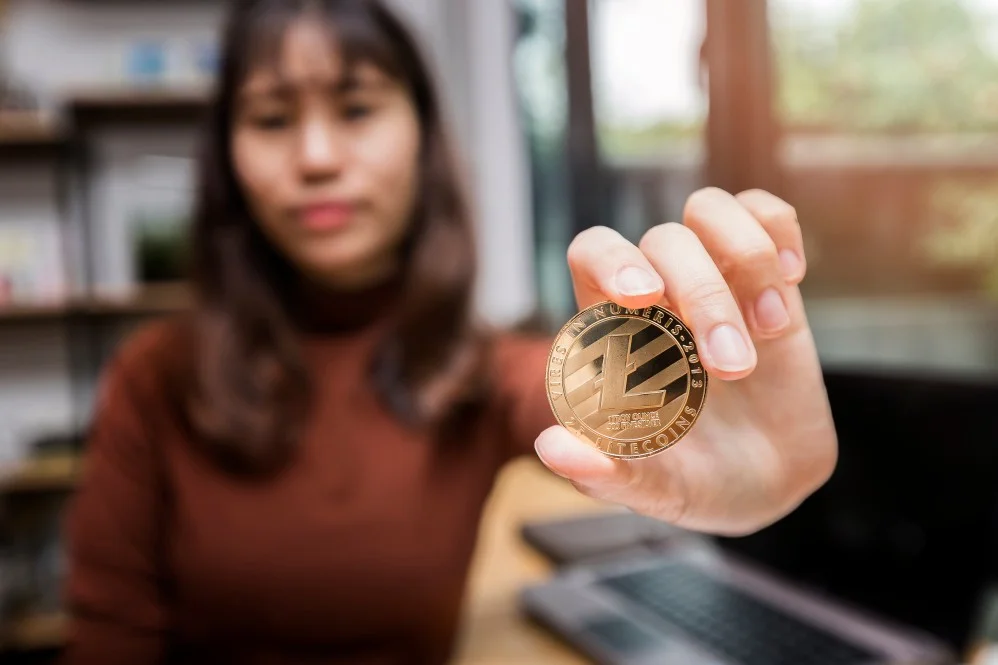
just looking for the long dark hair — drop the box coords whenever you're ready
[185,0,486,476]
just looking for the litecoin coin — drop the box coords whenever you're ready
[546,302,708,460]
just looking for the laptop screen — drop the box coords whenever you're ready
[714,366,998,652]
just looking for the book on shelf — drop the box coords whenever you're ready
[0,222,67,308]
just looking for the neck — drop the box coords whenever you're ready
[286,267,403,335]
[308,254,401,292]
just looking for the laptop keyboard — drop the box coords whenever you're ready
[597,561,879,665]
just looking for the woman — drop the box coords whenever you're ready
[61,1,837,663]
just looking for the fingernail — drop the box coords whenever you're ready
[779,249,803,280]
[535,432,555,463]
[535,432,571,477]
[755,288,790,332]
[707,324,752,372]
[615,266,661,296]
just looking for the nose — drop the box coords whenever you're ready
[297,115,346,181]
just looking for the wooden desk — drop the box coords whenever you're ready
[453,457,617,665]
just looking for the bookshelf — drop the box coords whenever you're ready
[0,113,66,161]
[0,1,225,657]
[0,114,64,145]
[0,88,210,150]
[0,456,81,494]
[69,87,210,126]
[0,282,193,323]
[0,611,66,651]
[0,85,203,656]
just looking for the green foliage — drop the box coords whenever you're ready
[599,119,703,157]
[135,217,189,283]
[774,0,998,131]
[776,0,998,296]
[921,179,998,295]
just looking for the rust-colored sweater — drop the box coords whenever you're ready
[60,296,554,665]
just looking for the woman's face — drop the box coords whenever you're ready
[232,18,421,289]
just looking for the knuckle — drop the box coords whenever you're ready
[640,221,692,253]
[607,246,641,269]
[584,224,619,242]
[691,186,731,204]
[736,188,769,200]
[620,459,644,492]
[787,205,801,232]
[681,278,731,308]
[647,484,691,526]
[735,188,776,208]
[737,190,798,228]
[684,187,731,222]
[639,455,692,526]
[711,235,778,276]
[735,242,780,272]
[762,202,798,229]
[761,441,833,524]
[570,480,602,500]
[567,225,618,265]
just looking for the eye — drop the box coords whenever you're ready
[239,101,293,130]
[343,104,373,121]
[253,114,291,130]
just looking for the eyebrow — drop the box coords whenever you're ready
[238,71,391,103]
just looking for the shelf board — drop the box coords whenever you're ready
[0,282,193,322]
[69,86,211,125]
[0,455,82,493]
[0,112,66,157]
[76,282,194,316]
[0,612,67,651]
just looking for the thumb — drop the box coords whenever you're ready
[534,426,634,489]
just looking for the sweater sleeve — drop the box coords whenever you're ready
[493,333,559,461]
[60,339,170,664]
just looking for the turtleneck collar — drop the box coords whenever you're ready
[285,269,405,336]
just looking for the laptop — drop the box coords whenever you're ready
[518,360,998,664]
[518,515,957,665]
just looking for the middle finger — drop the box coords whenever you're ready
[683,188,796,339]
[639,222,757,379]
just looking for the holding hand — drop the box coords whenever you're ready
[534,188,837,536]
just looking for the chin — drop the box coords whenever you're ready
[294,246,392,288]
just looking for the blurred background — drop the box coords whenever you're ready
[1,0,998,663]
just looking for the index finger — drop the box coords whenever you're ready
[567,226,666,309]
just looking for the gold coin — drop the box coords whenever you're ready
[546,301,708,460]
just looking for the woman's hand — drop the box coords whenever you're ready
[534,188,837,536]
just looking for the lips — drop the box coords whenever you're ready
[297,201,356,231]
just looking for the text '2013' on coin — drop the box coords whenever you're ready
[546,301,708,460]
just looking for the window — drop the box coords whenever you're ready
[771,0,998,298]
[514,0,998,375]
[591,0,707,243]
[513,0,707,322]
